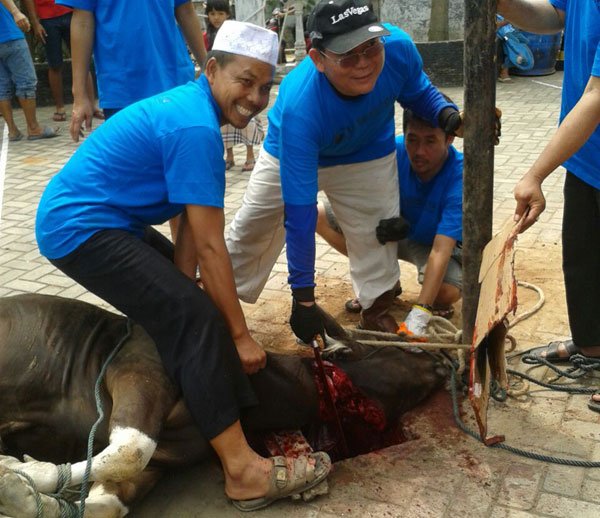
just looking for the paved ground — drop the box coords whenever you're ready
[1,71,599,517]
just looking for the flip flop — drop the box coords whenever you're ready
[433,306,454,319]
[344,297,361,313]
[231,453,331,512]
[242,160,255,172]
[8,131,23,142]
[344,282,402,314]
[524,339,581,364]
[52,112,67,122]
[225,159,235,170]
[588,392,600,414]
[93,109,105,120]
[27,126,60,140]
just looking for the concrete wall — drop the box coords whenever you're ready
[381,0,464,42]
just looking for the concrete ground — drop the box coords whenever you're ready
[1,70,599,517]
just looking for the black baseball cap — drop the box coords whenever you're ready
[307,0,390,54]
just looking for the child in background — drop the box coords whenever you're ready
[204,0,264,172]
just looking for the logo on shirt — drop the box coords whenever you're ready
[330,5,370,25]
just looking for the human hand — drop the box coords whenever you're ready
[452,107,502,145]
[32,21,47,44]
[12,10,30,33]
[375,216,410,245]
[70,96,94,142]
[289,299,325,345]
[513,173,546,232]
[234,334,267,375]
[402,304,432,336]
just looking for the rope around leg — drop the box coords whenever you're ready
[78,319,133,518]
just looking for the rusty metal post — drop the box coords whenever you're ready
[462,0,497,345]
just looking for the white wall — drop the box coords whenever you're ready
[381,0,464,42]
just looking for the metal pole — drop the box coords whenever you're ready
[462,0,497,345]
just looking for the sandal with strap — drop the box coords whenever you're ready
[225,159,235,171]
[524,339,582,364]
[52,112,67,122]
[344,281,402,314]
[231,453,331,512]
[242,160,255,172]
[432,305,454,319]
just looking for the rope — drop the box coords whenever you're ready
[78,320,134,518]
[349,280,600,466]
[449,366,600,467]
[12,469,79,518]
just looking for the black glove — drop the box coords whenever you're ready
[438,107,463,136]
[290,298,325,344]
[376,217,410,245]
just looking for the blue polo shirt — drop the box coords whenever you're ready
[396,136,463,246]
[36,75,224,259]
[548,0,600,188]
[264,23,455,290]
[57,0,194,109]
[0,5,25,43]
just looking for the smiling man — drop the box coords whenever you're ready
[227,0,465,339]
[35,21,332,512]
[317,101,464,337]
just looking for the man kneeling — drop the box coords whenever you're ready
[317,100,463,337]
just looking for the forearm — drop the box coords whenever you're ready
[526,76,600,183]
[175,1,207,68]
[196,240,250,341]
[497,0,564,33]
[418,239,454,306]
[21,0,39,23]
[70,10,95,98]
[418,258,449,306]
[1,0,21,15]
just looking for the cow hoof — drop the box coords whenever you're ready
[0,465,58,517]
[0,454,60,493]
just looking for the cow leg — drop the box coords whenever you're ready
[0,464,61,517]
[0,425,157,493]
[0,464,128,518]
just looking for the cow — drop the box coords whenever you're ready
[0,294,447,517]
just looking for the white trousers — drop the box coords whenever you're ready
[226,148,400,309]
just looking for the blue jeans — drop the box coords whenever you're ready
[40,13,72,68]
[0,38,37,100]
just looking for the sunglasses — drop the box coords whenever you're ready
[319,39,383,68]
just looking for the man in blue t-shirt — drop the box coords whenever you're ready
[35,21,332,509]
[317,103,463,337]
[226,0,483,341]
[498,0,600,413]
[58,0,206,141]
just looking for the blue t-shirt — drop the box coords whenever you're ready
[266,23,455,290]
[36,75,225,259]
[0,5,25,44]
[57,0,194,109]
[548,0,600,188]
[396,136,463,246]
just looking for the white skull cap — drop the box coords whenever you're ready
[212,20,279,67]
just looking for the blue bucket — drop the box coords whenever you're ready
[512,31,562,76]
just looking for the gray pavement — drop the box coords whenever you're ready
[1,71,599,517]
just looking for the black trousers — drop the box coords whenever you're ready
[51,227,257,440]
[563,172,600,349]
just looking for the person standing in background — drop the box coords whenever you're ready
[22,0,102,122]
[0,0,59,140]
[60,0,206,141]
